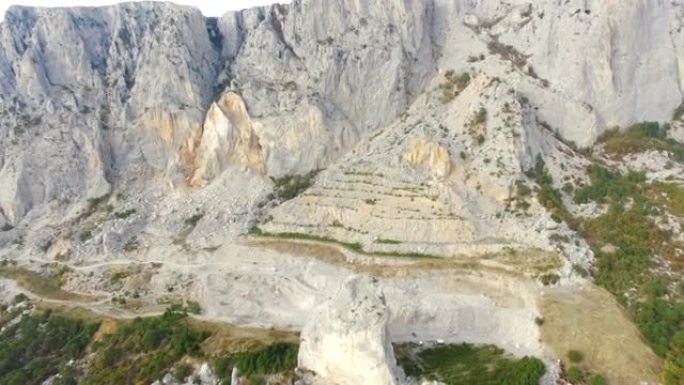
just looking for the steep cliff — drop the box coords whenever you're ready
[1,0,682,228]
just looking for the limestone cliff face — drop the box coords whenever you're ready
[0,0,682,227]
[0,2,219,224]
[433,0,684,146]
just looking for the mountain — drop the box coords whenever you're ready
[0,1,682,385]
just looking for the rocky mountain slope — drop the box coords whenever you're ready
[0,1,683,385]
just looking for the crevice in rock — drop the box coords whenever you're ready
[269,4,300,60]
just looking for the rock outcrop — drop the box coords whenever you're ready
[191,91,265,185]
[297,275,406,385]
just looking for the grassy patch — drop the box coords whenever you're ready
[0,265,90,302]
[650,182,684,216]
[395,342,545,385]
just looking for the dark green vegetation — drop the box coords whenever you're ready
[0,308,99,385]
[213,343,298,384]
[270,171,319,202]
[597,122,684,162]
[113,208,136,219]
[395,343,545,385]
[81,305,209,385]
[0,299,300,385]
[567,350,584,364]
[234,342,298,375]
[184,212,204,228]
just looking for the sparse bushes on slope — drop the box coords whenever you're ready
[440,70,471,103]
[270,171,319,202]
[597,122,684,161]
[0,310,99,385]
[81,305,209,385]
[572,161,684,384]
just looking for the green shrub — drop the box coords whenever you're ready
[233,342,298,376]
[184,212,204,228]
[79,226,95,242]
[474,108,487,125]
[213,356,232,383]
[573,165,646,205]
[271,171,319,201]
[113,208,136,219]
[174,363,193,381]
[528,156,573,226]
[516,181,532,197]
[566,367,584,383]
[567,350,584,363]
[590,374,608,385]
[186,300,202,315]
[539,273,560,286]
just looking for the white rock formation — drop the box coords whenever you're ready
[298,275,406,385]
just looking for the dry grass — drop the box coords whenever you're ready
[192,320,299,356]
[247,238,560,281]
[247,239,348,265]
[0,265,97,302]
[540,285,662,385]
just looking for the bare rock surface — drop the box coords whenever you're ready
[297,275,406,385]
